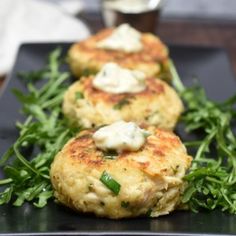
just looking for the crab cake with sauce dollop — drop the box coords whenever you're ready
[50,121,192,219]
[68,24,171,80]
[63,63,183,130]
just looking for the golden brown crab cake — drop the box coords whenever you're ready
[50,128,192,219]
[62,75,183,130]
[68,27,171,80]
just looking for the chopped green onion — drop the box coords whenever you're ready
[100,171,121,195]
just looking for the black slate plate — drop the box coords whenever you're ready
[0,43,236,236]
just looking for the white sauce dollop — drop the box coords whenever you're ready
[96,23,143,53]
[93,121,150,153]
[92,63,146,94]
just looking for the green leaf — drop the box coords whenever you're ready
[0,187,13,205]
[0,147,14,166]
[182,185,196,203]
[34,190,53,208]
[0,48,78,208]
[0,178,13,185]
[170,61,236,214]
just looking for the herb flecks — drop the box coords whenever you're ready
[82,68,97,77]
[146,208,152,217]
[121,201,129,208]
[102,149,118,160]
[75,91,84,100]
[113,97,131,110]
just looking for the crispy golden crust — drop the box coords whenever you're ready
[64,129,190,176]
[62,76,183,129]
[68,28,170,79]
[82,76,165,104]
[50,128,192,219]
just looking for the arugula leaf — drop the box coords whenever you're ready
[0,48,79,207]
[0,187,13,205]
[170,60,236,214]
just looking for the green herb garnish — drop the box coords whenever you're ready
[0,48,78,207]
[113,98,131,110]
[121,201,129,208]
[146,208,152,217]
[81,68,97,77]
[100,171,121,195]
[75,91,84,100]
[170,60,236,214]
[102,149,118,160]
[157,60,172,82]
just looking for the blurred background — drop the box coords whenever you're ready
[0,0,236,88]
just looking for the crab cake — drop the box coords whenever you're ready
[50,123,192,219]
[62,63,183,130]
[68,24,171,80]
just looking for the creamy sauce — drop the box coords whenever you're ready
[93,121,150,153]
[96,24,143,53]
[92,63,146,94]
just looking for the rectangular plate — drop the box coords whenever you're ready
[0,43,236,236]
